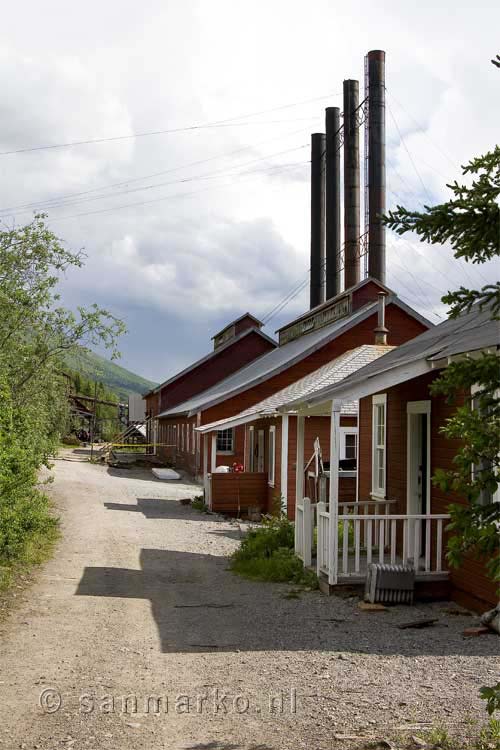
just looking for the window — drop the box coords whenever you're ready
[372,394,387,497]
[248,427,255,472]
[268,426,276,486]
[216,428,234,453]
[340,428,358,464]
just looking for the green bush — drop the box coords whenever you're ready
[230,515,318,587]
[61,434,80,446]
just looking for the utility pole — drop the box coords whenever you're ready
[90,380,98,461]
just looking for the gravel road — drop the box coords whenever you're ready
[0,450,497,750]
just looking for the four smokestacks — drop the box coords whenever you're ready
[310,50,386,308]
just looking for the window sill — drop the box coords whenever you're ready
[268,481,275,488]
[370,492,386,501]
[217,451,235,455]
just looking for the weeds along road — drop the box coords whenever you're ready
[0,450,497,750]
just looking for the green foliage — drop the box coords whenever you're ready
[0,215,124,586]
[383,143,500,582]
[231,515,318,587]
[480,683,500,716]
[430,355,500,581]
[191,496,209,513]
[384,147,500,319]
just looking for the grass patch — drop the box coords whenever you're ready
[389,718,500,750]
[0,491,60,596]
[230,515,318,588]
[191,496,209,513]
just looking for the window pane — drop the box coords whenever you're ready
[345,433,357,460]
[216,429,233,452]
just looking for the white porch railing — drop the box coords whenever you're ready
[319,511,451,582]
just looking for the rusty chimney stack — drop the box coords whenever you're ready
[374,292,388,345]
[325,107,341,300]
[310,132,326,309]
[343,79,361,290]
[367,50,386,283]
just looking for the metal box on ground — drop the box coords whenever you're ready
[365,563,415,604]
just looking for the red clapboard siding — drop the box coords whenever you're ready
[358,371,498,609]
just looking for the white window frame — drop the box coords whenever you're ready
[372,393,387,499]
[216,428,234,454]
[340,427,358,461]
[248,426,255,472]
[268,425,276,487]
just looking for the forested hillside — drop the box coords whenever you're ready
[65,348,157,401]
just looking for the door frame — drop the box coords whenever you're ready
[406,400,431,516]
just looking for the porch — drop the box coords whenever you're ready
[295,496,450,585]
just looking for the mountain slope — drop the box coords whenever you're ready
[65,349,157,401]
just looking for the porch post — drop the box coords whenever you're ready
[203,433,209,503]
[328,399,341,585]
[294,414,305,549]
[281,414,289,515]
[211,432,217,472]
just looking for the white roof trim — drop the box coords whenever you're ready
[195,412,268,434]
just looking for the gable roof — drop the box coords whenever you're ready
[158,294,429,418]
[293,303,499,409]
[144,325,276,397]
[212,312,264,340]
[195,344,394,433]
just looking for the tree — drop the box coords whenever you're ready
[0,214,125,575]
[384,146,500,581]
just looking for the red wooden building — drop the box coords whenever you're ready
[287,303,499,610]
[158,279,431,508]
[143,313,276,452]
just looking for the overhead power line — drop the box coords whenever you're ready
[0,91,340,157]
[0,146,310,217]
[0,125,314,215]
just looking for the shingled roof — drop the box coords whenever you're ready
[195,345,393,433]
[158,295,428,418]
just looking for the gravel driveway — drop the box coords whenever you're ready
[0,450,497,750]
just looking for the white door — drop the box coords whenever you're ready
[407,401,431,561]
[257,430,265,473]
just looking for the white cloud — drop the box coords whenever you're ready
[0,0,499,379]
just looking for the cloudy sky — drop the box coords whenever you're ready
[1,1,499,382]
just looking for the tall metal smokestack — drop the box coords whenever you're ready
[343,79,360,290]
[309,132,326,309]
[367,50,386,283]
[325,107,341,300]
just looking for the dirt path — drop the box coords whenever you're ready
[0,451,497,750]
